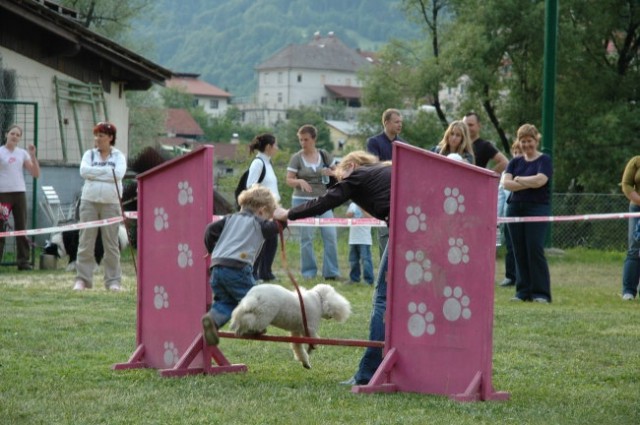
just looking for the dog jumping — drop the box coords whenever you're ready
[230,283,351,369]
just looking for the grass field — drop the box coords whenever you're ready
[1,243,640,425]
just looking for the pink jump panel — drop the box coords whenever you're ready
[113,146,236,374]
[356,142,509,401]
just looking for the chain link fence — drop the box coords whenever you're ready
[546,193,628,251]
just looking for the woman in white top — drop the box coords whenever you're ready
[73,122,127,291]
[245,133,280,281]
[0,124,40,270]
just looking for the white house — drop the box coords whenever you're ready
[242,32,372,126]
[166,73,232,118]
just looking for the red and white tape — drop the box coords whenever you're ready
[4,211,640,239]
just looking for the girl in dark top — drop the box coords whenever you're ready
[275,151,391,385]
[502,124,553,303]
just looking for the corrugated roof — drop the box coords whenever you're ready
[256,34,370,72]
[167,74,232,98]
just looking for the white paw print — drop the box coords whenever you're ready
[407,302,436,337]
[153,285,169,309]
[177,243,193,268]
[178,181,194,206]
[163,341,179,366]
[154,207,169,231]
[404,250,433,285]
[443,187,465,215]
[405,206,427,233]
[442,286,471,321]
[448,237,470,264]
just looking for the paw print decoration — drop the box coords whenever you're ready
[154,207,169,232]
[405,206,427,233]
[443,187,465,215]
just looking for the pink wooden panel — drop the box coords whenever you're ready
[385,142,502,397]
[135,146,213,369]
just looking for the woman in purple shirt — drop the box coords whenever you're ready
[502,124,553,303]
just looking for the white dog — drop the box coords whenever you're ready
[230,283,351,369]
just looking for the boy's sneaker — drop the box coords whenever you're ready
[201,313,219,346]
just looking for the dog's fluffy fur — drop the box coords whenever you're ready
[230,283,351,369]
[44,225,128,271]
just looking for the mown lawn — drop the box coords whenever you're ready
[1,246,639,425]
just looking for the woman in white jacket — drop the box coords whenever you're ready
[73,122,127,291]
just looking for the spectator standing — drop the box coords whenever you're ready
[434,120,475,164]
[366,108,403,256]
[497,141,522,287]
[346,202,374,285]
[620,155,640,300]
[73,122,126,291]
[245,133,280,282]
[463,112,508,172]
[285,124,340,280]
[0,124,40,270]
[502,124,553,303]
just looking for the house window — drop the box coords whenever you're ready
[210,99,219,109]
[321,96,327,105]
[192,99,199,107]
[320,74,326,83]
[278,72,283,84]
[346,78,351,86]
[277,92,283,103]
[297,74,302,83]
[263,73,269,84]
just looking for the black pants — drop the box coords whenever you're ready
[0,192,31,267]
[253,235,278,280]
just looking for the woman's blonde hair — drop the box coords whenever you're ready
[516,124,540,143]
[335,150,385,180]
[238,185,278,216]
[436,120,474,160]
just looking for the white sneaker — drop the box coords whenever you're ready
[108,284,122,292]
[73,280,86,291]
[622,293,634,301]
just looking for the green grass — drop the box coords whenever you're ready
[1,244,640,425]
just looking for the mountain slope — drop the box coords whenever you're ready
[133,0,418,97]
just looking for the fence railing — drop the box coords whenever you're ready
[547,193,628,251]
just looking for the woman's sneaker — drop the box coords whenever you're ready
[622,293,634,301]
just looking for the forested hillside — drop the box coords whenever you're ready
[133,0,419,97]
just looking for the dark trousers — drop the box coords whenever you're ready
[0,192,31,267]
[253,235,278,280]
[506,202,551,302]
[503,224,517,281]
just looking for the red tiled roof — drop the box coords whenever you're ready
[325,84,362,99]
[211,143,239,161]
[166,74,231,98]
[164,109,204,136]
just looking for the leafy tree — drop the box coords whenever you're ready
[126,91,164,157]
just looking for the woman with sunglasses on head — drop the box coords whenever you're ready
[0,125,40,270]
[73,122,127,291]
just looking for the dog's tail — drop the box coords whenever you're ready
[229,298,264,335]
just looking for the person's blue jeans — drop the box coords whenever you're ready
[349,244,374,284]
[506,202,551,302]
[503,224,517,282]
[353,239,388,384]
[622,203,640,296]
[208,264,255,328]
[292,197,340,279]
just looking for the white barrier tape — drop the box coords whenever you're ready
[5,210,640,239]
[0,216,123,238]
[498,211,640,223]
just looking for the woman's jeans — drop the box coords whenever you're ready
[349,244,374,284]
[209,264,255,328]
[622,203,640,296]
[506,202,552,302]
[354,239,388,384]
[291,197,340,279]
